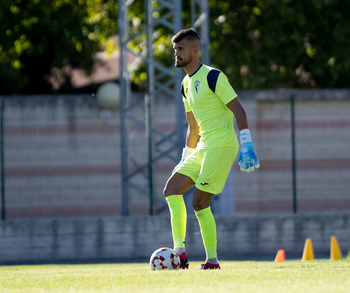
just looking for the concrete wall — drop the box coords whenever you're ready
[1,212,349,264]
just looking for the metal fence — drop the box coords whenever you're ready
[0,90,349,219]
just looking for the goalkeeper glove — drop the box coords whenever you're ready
[238,129,260,173]
[173,146,195,173]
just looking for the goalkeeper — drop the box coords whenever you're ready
[163,28,260,270]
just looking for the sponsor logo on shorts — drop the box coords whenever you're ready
[200,182,209,186]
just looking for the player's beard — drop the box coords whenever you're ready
[175,55,192,68]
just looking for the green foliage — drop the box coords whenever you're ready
[123,1,178,88]
[209,0,350,89]
[1,0,349,93]
[0,0,117,94]
[126,0,350,89]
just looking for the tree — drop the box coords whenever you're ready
[1,0,350,93]
[123,0,350,89]
[0,0,117,94]
[209,0,350,89]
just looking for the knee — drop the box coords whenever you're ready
[163,173,193,197]
[192,192,212,211]
[192,198,203,211]
[163,185,169,197]
[163,183,175,197]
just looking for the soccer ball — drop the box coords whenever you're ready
[149,247,181,270]
[96,82,120,110]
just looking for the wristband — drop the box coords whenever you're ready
[240,129,253,144]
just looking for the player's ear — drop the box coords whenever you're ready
[193,45,199,55]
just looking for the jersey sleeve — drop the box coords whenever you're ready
[181,77,192,112]
[214,72,237,105]
[182,96,192,112]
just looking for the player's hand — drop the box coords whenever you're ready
[238,142,260,173]
[173,146,195,173]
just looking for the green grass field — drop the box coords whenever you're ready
[1,260,349,293]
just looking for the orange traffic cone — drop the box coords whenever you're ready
[330,236,343,260]
[302,238,314,261]
[274,249,286,262]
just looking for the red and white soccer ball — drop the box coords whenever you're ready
[149,247,181,270]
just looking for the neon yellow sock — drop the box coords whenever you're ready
[195,206,217,259]
[166,195,187,249]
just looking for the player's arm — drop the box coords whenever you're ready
[226,98,260,173]
[177,111,198,163]
[172,111,198,172]
[185,111,199,148]
[226,98,248,131]
[173,78,198,171]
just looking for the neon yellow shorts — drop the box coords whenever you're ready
[175,147,239,195]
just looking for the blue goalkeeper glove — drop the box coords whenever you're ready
[238,129,260,173]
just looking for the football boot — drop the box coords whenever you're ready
[199,262,221,270]
[179,251,189,269]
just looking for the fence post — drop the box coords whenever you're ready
[290,95,297,213]
[0,99,5,220]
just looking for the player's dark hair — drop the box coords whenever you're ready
[172,28,200,43]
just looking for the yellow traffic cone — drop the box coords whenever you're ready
[330,236,343,260]
[302,238,314,261]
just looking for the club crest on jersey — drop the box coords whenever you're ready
[194,80,200,93]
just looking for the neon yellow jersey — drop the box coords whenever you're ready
[181,64,238,149]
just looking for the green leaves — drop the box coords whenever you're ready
[1,0,349,93]
[0,0,117,94]
[209,0,350,88]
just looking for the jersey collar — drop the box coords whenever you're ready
[189,63,203,77]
